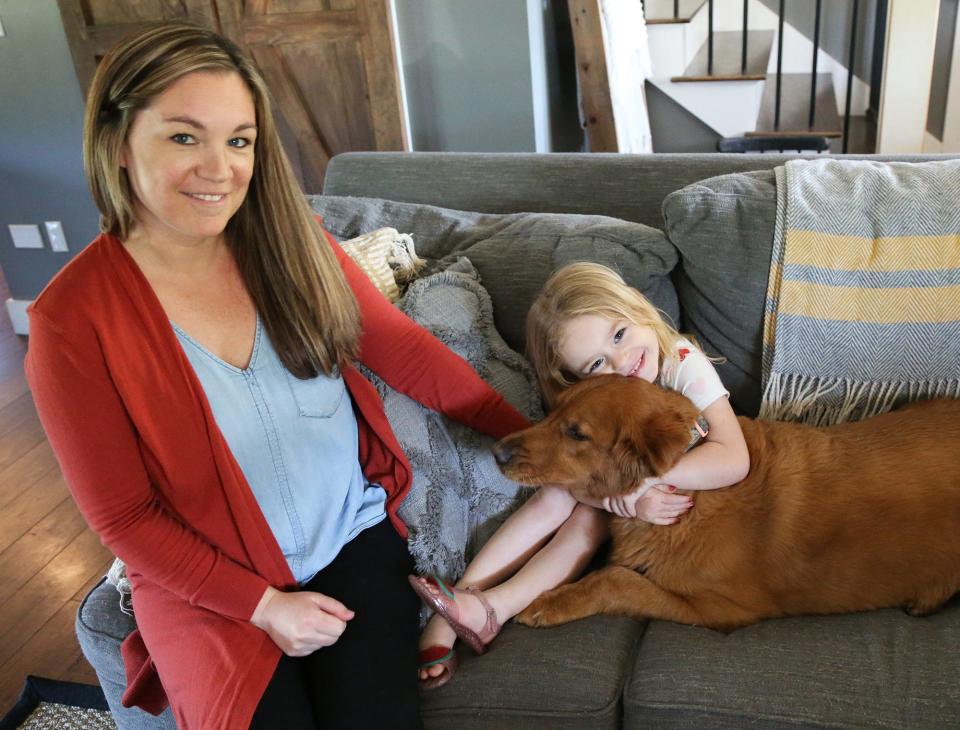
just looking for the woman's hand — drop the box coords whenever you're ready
[602,481,693,524]
[250,586,355,657]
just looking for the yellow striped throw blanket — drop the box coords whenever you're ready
[760,159,960,425]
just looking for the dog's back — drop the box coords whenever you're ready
[614,397,960,624]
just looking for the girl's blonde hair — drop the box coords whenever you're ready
[83,21,359,379]
[526,262,684,406]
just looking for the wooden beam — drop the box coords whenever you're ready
[567,0,618,152]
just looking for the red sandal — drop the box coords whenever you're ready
[418,645,458,690]
[408,575,501,655]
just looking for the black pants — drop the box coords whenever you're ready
[249,520,421,729]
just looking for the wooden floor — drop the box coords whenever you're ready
[0,270,111,715]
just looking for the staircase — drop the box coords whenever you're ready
[642,0,877,153]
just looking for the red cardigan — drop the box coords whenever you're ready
[25,231,529,729]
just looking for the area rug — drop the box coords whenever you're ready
[0,676,114,729]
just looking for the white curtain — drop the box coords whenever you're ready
[600,0,654,153]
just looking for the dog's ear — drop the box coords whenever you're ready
[615,406,692,480]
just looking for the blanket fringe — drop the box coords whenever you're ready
[760,373,960,426]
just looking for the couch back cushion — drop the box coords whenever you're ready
[310,195,680,355]
[662,170,777,416]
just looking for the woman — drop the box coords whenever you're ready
[25,22,527,729]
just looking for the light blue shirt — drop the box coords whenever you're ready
[173,317,387,584]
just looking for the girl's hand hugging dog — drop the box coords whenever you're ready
[409,262,750,688]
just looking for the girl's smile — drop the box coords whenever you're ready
[559,314,660,383]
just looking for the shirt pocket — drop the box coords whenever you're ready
[286,370,346,418]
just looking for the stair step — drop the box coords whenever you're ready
[673,30,774,82]
[750,73,842,138]
[644,0,707,25]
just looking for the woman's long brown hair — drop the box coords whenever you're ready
[83,21,360,378]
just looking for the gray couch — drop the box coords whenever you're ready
[76,152,960,729]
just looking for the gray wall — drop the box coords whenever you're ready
[646,82,721,153]
[0,0,99,301]
[394,0,539,151]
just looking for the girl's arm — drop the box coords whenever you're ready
[604,396,750,518]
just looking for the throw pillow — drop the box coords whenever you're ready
[339,227,424,302]
[361,258,542,582]
[661,170,777,416]
[311,195,680,355]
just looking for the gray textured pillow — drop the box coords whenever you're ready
[361,258,542,582]
[661,170,777,416]
[312,195,680,354]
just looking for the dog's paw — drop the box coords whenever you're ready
[515,588,582,628]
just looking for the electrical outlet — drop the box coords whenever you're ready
[9,224,43,249]
[45,221,69,252]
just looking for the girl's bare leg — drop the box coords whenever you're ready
[418,498,609,680]
[418,487,579,681]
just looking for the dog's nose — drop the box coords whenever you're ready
[492,442,514,465]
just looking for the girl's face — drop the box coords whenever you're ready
[120,70,257,248]
[558,313,660,383]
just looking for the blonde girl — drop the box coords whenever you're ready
[410,262,749,688]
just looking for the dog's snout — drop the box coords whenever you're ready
[492,442,515,465]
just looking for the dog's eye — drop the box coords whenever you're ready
[565,424,589,442]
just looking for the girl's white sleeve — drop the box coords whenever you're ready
[661,341,729,413]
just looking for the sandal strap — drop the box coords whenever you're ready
[466,586,501,641]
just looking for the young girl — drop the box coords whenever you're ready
[410,262,750,687]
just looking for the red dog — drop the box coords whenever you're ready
[493,375,960,631]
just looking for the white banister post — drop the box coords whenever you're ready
[876,0,941,153]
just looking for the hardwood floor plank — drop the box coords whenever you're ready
[0,438,58,509]
[0,410,46,474]
[0,471,71,555]
[0,529,111,667]
[61,650,100,686]
[0,390,40,438]
[72,557,113,602]
[0,497,91,596]
[0,600,88,713]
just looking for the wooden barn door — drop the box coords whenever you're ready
[56,0,407,191]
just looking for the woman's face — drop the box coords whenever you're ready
[121,70,257,247]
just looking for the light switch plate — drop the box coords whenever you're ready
[45,221,69,252]
[9,224,43,249]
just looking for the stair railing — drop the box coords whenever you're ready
[842,0,861,153]
[808,0,822,129]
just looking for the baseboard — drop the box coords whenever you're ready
[5,298,30,335]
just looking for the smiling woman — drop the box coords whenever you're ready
[24,20,529,730]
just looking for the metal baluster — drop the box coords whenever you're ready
[775,0,784,130]
[809,0,822,129]
[742,0,749,74]
[674,0,679,20]
[708,0,714,76]
[843,0,860,153]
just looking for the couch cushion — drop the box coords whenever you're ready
[311,195,681,354]
[421,616,642,730]
[623,601,960,729]
[661,170,777,416]
[76,579,176,729]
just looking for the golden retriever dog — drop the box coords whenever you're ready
[492,375,960,631]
